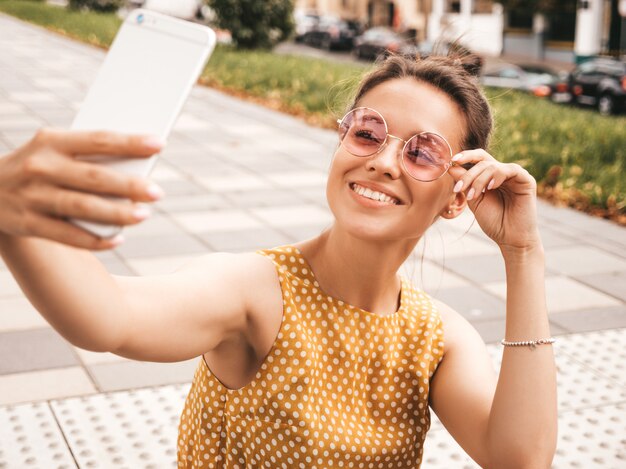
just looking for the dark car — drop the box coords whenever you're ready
[303,16,359,50]
[480,63,576,103]
[353,27,418,61]
[294,10,320,43]
[568,58,626,115]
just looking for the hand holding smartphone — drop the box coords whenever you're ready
[70,9,216,238]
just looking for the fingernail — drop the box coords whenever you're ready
[453,180,463,193]
[487,179,495,190]
[143,136,166,150]
[146,183,164,200]
[133,205,151,220]
[467,188,475,200]
[109,234,125,246]
[451,153,462,161]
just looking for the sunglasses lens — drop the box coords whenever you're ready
[338,108,387,157]
[403,133,451,181]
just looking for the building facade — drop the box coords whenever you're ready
[295,0,626,61]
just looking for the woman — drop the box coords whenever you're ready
[0,52,557,468]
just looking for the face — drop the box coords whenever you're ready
[326,77,467,242]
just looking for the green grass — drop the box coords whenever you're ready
[1,0,624,220]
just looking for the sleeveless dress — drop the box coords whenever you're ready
[177,245,445,468]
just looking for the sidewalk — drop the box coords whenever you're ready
[0,13,624,469]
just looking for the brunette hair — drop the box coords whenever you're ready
[348,46,493,152]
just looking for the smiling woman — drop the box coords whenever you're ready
[0,50,557,468]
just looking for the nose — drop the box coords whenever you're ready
[365,136,404,179]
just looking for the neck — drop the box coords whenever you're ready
[296,226,418,316]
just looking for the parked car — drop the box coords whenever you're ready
[303,15,360,50]
[568,58,626,115]
[294,10,319,43]
[480,63,560,93]
[353,27,418,61]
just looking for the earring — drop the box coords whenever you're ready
[447,210,452,214]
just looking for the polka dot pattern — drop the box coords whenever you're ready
[177,245,444,468]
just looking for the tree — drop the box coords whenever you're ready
[207,0,294,49]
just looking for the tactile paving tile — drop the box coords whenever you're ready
[424,403,626,468]
[553,328,626,386]
[50,383,190,469]
[485,336,626,412]
[0,402,76,469]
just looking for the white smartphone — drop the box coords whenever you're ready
[70,9,216,238]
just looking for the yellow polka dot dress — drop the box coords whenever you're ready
[177,245,444,468]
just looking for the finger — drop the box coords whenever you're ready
[452,160,494,195]
[31,186,152,226]
[466,165,499,200]
[44,155,164,202]
[24,213,124,251]
[33,128,165,158]
[450,148,496,168]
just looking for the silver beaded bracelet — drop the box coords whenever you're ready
[500,337,556,349]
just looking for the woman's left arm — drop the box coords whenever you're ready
[430,149,557,468]
[487,243,557,467]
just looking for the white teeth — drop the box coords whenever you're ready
[350,183,398,205]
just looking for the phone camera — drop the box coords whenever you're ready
[136,13,145,24]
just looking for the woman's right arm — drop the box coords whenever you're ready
[0,129,277,361]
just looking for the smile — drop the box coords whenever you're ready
[349,183,400,205]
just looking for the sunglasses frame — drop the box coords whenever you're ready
[337,106,467,182]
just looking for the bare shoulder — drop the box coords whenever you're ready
[428,296,484,354]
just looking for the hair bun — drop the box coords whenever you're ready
[418,39,484,77]
[446,42,484,77]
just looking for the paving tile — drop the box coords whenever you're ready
[536,225,580,248]
[171,209,263,233]
[439,252,507,283]
[121,213,186,238]
[555,328,626,387]
[0,297,48,332]
[484,275,622,314]
[292,185,329,206]
[199,227,291,252]
[0,328,79,375]
[549,305,626,334]
[416,228,501,262]
[400,257,472,293]
[124,254,199,276]
[223,188,307,208]
[0,270,23,298]
[251,204,334,228]
[88,359,197,392]
[0,129,34,147]
[0,367,96,405]
[467,318,569,344]
[279,224,329,241]
[196,173,272,192]
[114,233,208,259]
[545,245,626,276]
[433,207,489,239]
[572,270,626,302]
[0,402,77,467]
[73,346,131,366]
[155,178,206,197]
[155,193,234,213]
[100,257,135,276]
[429,286,506,321]
[266,171,327,188]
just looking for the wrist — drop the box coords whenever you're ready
[500,240,545,263]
